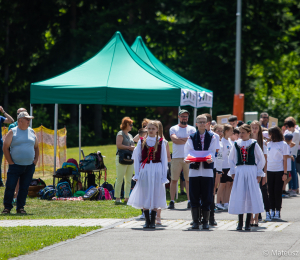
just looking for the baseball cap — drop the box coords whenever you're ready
[262,131,270,139]
[284,132,293,141]
[178,109,190,116]
[17,112,34,120]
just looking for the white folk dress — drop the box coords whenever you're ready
[228,139,266,215]
[127,137,169,210]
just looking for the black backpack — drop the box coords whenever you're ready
[83,188,99,200]
[101,182,113,191]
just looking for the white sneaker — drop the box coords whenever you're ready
[270,209,275,219]
[273,210,281,220]
[216,203,226,210]
[265,212,271,221]
[139,212,145,219]
[223,203,229,210]
[289,190,297,197]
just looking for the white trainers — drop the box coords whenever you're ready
[273,210,281,220]
[270,209,275,219]
[216,203,226,210]
[139,212,145,219]
[223,203,229,210]
[265,211,272,221]
[289,190,297,197]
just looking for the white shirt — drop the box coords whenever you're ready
[263,140,267,155]
[284,129,300,154]
[228,139,266,177]
[267,141,290,172]
[170,125,196,158]
[184,132,218,177]
[221,137,233,169]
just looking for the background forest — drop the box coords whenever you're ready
[1,0,300,147]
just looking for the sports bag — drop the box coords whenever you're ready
[39,186,56,200]
[118,149,133,165]
[79,152,106,171]
[101,182,113,191]
[56,181,72,198]
[56,167,72,176]
[62,162,78,173]
[83,187,99,200]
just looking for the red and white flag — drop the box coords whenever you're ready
[185,150,212,162]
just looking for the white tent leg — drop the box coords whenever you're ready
[210,108,213,116]
[53,104,58,175]
[79,104,82,162]
[178,106,181,124]
[30,104,33,128]
[193,107,197,127]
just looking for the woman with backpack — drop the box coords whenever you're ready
[128,120,169,229]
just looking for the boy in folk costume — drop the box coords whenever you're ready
[184,115,218,230]
[128,121,169,229]
[228,124,266,231]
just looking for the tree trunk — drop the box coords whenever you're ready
[4,19,9,111]
[94,104,103,139]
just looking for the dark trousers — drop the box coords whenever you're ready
[0,144,3,182]
[260,180,270,212]
[267,171,283,211]
[289,155,298,190]
[210,169,216,218]
[4,163,35,210]
[189,176,214,211]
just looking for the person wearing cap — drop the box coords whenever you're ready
[8,108,27,131]
[0,106,14,187]
[2,112,39,214]
[168,109,196,209]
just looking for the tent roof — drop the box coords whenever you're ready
[31,32,200,106]
[131,36,212,94]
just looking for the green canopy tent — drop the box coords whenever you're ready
[131,36,214,124]
[30,31,208,174]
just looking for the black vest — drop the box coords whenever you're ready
[189,130,214,170]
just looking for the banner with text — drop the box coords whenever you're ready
[180,89,197,107]
[197,91,213,108]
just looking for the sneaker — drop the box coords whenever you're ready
[265,212,272,221]
[223,203,229,210]
[270,209,275,219]
[273,210,281,220]
[289,190,297,197]
[187,201,191,209]
[139,212,145,219]
[215,203,226,210]
[168,201,175,209]
[0,181,4,187]
[282,194,290,198]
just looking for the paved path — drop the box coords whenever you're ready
[8,194,300,260]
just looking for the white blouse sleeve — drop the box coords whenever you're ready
[184,138,194,159]
[132,139,142,180]
[254,142,266,177]
[228,143,237,175]
[161,141,169,184]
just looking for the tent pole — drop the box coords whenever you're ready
[178,106,181,124]
[210,108,213,116]
[193,107,197,127]
[79,104,82,162]
[30,104,33,128]
[53,104,58,185]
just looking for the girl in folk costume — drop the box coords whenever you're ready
[128,121,169,229]
[216,124,234,210]
[250,121,270,225]
[228,124,266,231]
[155,121,171,225]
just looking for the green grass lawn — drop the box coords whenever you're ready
[0,226,100,260]
[0,142,188,220]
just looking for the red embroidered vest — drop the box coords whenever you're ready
[141,139,162,164]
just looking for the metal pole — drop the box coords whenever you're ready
[30,104,33,128]
[53,104,58,176]
[178,106,181,124]
[210,108,213,116]
[193,107,197,127]
[235,0,242,95]
[79,104,82,162]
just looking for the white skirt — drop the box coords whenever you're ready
[228,165,264,215]
[127,162,167,210]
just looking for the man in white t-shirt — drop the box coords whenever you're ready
[284,120,300,193]
[168,110,196,209]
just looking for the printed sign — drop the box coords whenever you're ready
[217,115,232,125]
[197,91,213,108]
[180,89,197,107]
[269,116,278,128]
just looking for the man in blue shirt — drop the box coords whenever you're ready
[0,106,14,187]
[8,108,27,131]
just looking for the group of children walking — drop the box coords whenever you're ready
[125,113,297,231]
